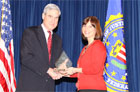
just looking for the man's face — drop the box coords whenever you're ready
[42,9,60,31]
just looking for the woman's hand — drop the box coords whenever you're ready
[65,67,76,75]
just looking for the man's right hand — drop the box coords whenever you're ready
[47,68,63,80]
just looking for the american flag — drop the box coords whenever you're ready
[0,0,16,92]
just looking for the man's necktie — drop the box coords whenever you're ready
[47,31,52,61]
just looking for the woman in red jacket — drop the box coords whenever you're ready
[66,16,107,92]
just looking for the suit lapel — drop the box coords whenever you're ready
[36,26,49,64]
[36,26,58,67]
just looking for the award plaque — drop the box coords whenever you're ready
[55,51,72,69]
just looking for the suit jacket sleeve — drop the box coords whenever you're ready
[20,27,50,77]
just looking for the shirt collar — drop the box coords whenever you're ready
[41,23,53,35]
[41,24,53,42]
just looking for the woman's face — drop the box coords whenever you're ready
[82,21,96,40]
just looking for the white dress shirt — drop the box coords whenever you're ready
[41,24,53,43]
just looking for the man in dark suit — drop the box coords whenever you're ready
[16,3,63,92]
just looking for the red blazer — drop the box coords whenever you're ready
[71,40,107,90]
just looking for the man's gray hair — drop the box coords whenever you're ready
[43,3,61,15]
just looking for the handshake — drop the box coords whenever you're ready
[47,59,76,80]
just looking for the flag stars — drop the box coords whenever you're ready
[125,73,128,76]
[5,1,8,5]
[5,7,8,12]
[5,15,8,19]
[3,1,8,5]
[121,75,126,81]
[2,7,6,11]
[1,1,13,54]
[113,32,117,38]
[5,38,8,42]
[2,21,6,26]
[106,63,109,68]
[1,0,4,3]
[9,11,11,15]
[10,26,12,31]
[3,14,6,18]
[5,23,8,26]
[1,29,5,34]
[111,71,116,76]
[106,41,110,46]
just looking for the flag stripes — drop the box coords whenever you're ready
[0,0,16,92]
[116,45,126,64]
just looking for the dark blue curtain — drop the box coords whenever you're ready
[10,0,140,91]
[122,0,140,91]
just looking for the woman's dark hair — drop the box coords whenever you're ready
[82,16,102,41]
